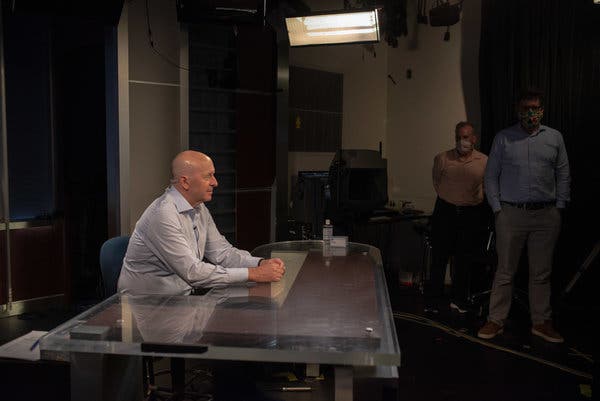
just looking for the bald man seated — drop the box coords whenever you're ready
[117,150,285,295]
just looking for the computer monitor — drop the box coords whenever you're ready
[328,149,388,214]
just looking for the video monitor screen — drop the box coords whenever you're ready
[347,168,387,202]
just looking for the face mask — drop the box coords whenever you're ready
[519,107,543,131]
[456,139,473,155]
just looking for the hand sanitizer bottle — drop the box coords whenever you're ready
[322,219,333,245]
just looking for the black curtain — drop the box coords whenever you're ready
[479,0,600,310]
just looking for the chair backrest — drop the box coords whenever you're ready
[99,236,130,298]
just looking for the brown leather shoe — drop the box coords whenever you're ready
[531,321,564,343]
[477,321,503,339]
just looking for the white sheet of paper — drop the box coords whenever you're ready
[0,330,48,361]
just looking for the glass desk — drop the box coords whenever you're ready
[40,240,400,401]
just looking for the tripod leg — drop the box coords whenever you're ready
[561,239,600,298]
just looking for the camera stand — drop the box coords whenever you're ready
[561,239,600,299]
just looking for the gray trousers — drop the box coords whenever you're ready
[488,204,561,325]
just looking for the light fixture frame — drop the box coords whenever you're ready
[285,8,381,48]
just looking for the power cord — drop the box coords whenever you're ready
[145,0,190,71]
[393,311,593,380]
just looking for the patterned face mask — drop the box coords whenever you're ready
[519,107,543,131]
[455,139,473,155]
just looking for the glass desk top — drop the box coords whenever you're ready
[41,241,400,366]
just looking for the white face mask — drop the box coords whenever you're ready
[456,139,473,155]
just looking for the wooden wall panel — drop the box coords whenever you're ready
[236,191,271,252]
[0,221,66,306]
[0,231,6,305]
[9,224,65,301]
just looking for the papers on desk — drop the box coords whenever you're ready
[0,330,47,361]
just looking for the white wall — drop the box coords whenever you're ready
[287,0,389,183]
[289,1,481,213]
[289,43,389,150]
[288,42,389,198]
[386,22,463,211]
[121,0,183,231]
[386,1,481,212]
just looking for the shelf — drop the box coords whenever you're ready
[190,44,236,52]
[189,86,274,96]
[209,150,236,154]
[190,129,236,135]
[213,190,235,195]
[189,65,235,72]
[210,209,236,216]
[190,107,236,113]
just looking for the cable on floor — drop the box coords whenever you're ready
[393,311,593,381]
[568,347,594,364]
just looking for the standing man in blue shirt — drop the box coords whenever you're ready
[478,89,570,342]
[118,150,285,295]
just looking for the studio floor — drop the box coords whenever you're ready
[389,282,596,401]
[0,283,596,401]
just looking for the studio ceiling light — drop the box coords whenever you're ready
[285,10,380,47]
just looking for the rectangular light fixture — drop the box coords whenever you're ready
[285,10,380,47]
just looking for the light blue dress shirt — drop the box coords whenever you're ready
[484,124,571,212]
[117,186,260,295]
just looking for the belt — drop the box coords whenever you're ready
[501,201,554,210]
[435,198,485,216]
[437,197,482,210]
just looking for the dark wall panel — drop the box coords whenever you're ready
[289,66,342,152]
[236,93,275,189]
[10,224,66,300]
[236,191,271,253]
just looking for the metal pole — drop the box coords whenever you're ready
[0,5,12,311]
[275,33,289,241]
[48,25,56,219]
[561,239,600,298]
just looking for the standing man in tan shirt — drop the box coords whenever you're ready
[425,121,490,314]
